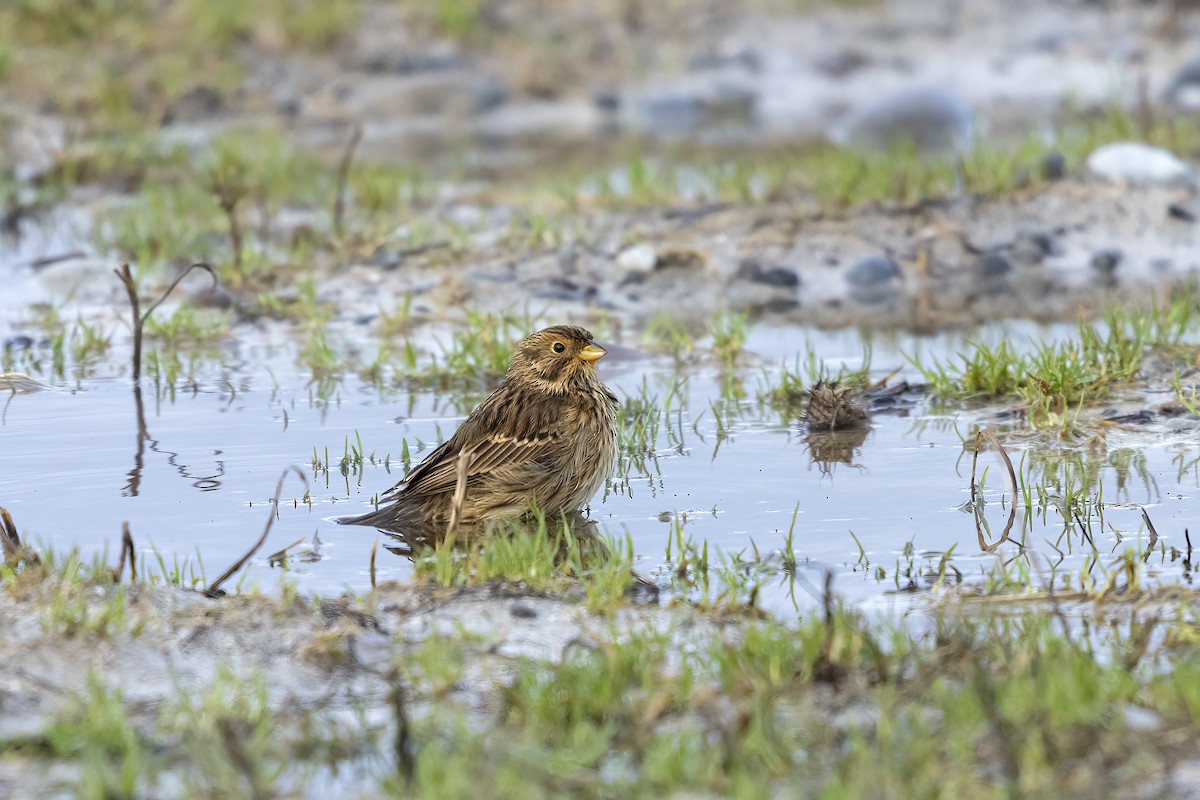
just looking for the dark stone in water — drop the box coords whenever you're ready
[354,314,377,326]
[1041,152,1067,181]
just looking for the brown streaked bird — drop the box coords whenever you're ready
[803,380,870,432]
[343,325,618,532]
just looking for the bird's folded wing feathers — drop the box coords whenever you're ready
[384,430,559,498]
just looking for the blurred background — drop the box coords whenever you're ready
[4,0,1200,332]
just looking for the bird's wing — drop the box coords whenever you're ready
[380,380,562,499]
[387,429,560,498]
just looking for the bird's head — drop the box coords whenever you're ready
[508,325,607,393]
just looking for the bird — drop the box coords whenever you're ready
[342,325,618,533]
[803,380,870,431]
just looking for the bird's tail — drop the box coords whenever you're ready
[337,501,437,535]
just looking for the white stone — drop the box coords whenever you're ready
[1086,142,1195,189]
[616,243,657,272]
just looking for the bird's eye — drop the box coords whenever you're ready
[552,342,565,353]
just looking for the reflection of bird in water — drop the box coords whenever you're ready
[803,380,870,432]
[343,326,618,534]
[381,511,599,558]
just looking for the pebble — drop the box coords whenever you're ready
[1168,202,1196,223]
[1041,151,1067,181]
[1090,248,1122,279]
[1010,227,1058,265]
[616,244,657,273]
[974,252,1012,280]
[833,87,973,153]
[1086,142,1195,189]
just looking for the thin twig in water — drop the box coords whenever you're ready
[370,537,379,590]
[972,430,1017,552]
[206,466,306,596]
[1141,508,1159,545]
[113,521,137,584]
[123,522,136,584]
[1123,612,1161,672]
[113,262,217,383]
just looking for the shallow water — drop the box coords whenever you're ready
[4,317,1198,615]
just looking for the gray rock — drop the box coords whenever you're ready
[1167,53,1200,108]
[833,87,973,153]
[846,255,901,287]
[631,81,757,135]
[846,256,902,305]
[975,252,1012,280]
[1086,142,1194,189]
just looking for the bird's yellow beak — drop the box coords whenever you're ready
[578,343,607,362]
